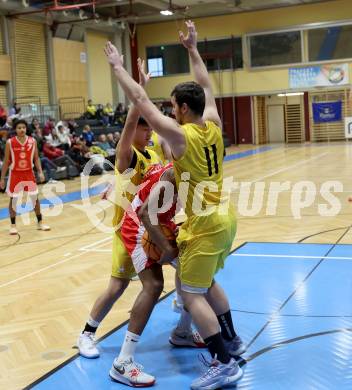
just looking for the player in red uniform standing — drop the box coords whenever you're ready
[0,119,50,234]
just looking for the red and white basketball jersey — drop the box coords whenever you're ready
[9,136,35,172]
[124,162,176,229]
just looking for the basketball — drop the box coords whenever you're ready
[141,225,178,261]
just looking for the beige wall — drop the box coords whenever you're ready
[53,38,88,101]
[86,30,113,105]
[137,0,352,99]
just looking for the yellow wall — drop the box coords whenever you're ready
[86,30,113,105]
[137,0,352,99]
[53,38,88,101]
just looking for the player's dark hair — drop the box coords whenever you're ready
[13,119,28,130]
[137,117,148,126]
[171,81,205,116]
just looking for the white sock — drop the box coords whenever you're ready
[176,292,183,306]
[176,307,192,333]
[87,316,100,328]
[117,331,140,362]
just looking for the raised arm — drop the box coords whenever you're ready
[0,141,10,190]
[104,42,186,160]
[116,58,150,173]
[179,20,221,127]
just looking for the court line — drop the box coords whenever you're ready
[246,225,351,349]
[231,253,352,261]
[0,151,328,288]
[0,250,91,289]
[79,236,112,250]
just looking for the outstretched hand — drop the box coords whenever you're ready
[104,41,124,68]
[179,20,197,50]
[137,58,151,87]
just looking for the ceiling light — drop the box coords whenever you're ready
[160,10,173,16]
[277,92,304,97]
[22,0,29,7]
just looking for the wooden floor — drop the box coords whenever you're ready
[1,143,352,389]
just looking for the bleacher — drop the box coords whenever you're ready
[74,119,123,137]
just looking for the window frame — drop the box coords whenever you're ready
[145,35,244,78]
[246,19,352,70]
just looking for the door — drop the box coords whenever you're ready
[267,105,285,143]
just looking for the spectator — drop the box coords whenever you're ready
[0,103,7,127]
[33,128,65,181]
[43,117,55,136]
[45,131,61,148]
[113,102,127,125]
[43,141,79,179]
[86,99,97,119]
[56,124,71,151]
[96,104,107,126]
[103,103,114,125]
[81,124,95,147]
[9,100,21,119]
[69,136,92,169]
[107,132,117,148]
[97,134,115,155]
[113,131,121,146]
[67,118,79,134]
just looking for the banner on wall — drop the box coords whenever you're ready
[345,117,352,139]
[312,101,342,123]
[289,64,349,88]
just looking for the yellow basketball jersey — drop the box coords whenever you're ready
[173,121,224,217]
[112,146,160,231]
[147,131,167,165]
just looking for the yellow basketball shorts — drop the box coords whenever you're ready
[177,208,237,292]
[111,231,136,279]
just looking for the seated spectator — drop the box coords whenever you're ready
[67,118,79,134]
[97,134,115,156]
[56,124,71,151]
[30,118,41,135]
[86,99,97,119]
[43,117,55,136]
[103,103,114,125]
[0,103,7,127]
[33,128,65,181]
[107,132,117,148]
[81,124,95,147]
[96,104,108,126]
[43,141,79,178]
[113,131,121,146]
[114,102,127,125]
[45,131,61,148]
[9,100,21,119]
[69,136,92,169]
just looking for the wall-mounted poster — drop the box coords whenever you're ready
[289,64,349,88]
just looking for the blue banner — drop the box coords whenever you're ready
[312,101,342,123]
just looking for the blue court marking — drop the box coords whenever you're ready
[0,183,106,220]
[29,242,352,389]
[0,146,275,221]
[223,145,274,162]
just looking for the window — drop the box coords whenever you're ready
[249,31,302,67]
[308,25,352,62]
[146,44,189,76]
[147,58,163,77]
[198,37,243,71]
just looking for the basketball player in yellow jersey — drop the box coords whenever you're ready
[105,20,245,389]
[147,130,171,165]
[77,59,160,362]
